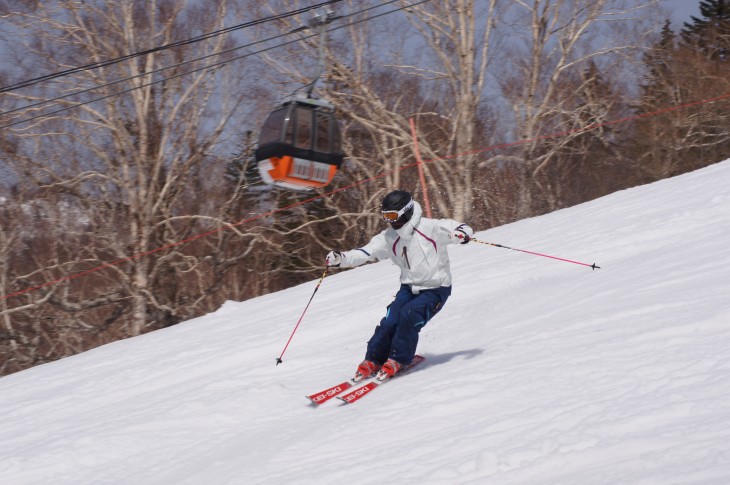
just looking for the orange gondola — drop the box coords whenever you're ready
[254,9,344,191]
[254,95,343,190]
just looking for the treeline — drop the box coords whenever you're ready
[1,0,729,376]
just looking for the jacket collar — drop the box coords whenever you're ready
[393,201,423,238]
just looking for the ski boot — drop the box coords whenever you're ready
[353,360,381,382]
[376,358,402,382]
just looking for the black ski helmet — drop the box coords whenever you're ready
[381,190,414,229]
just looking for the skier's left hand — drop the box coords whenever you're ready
[451,228,471,244]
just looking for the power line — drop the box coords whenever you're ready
[0,26,306,120]
[0,0,426,129]
[0,0,344,94]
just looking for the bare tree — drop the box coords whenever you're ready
[315,0,500,221]
[0,0,686,376]
[0,198,22,361]
[0,0,263,373]
[391,0,499,221]
[496,0,659,216]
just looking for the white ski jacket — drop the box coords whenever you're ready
[338,201,473,294]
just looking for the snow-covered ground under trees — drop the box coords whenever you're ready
[1,160,730,484]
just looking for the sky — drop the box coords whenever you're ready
[0,158,729,484]
[665,0,702,28]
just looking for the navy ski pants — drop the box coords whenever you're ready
[365,284,451,366]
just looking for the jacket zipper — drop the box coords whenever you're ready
[402,246,411,269]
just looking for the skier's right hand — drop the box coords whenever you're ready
[326,250,343,267]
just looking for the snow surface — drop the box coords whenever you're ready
[2,160,730,484]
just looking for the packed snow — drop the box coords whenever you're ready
[1,160,730,484]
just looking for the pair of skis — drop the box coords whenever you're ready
[306,355,426,406]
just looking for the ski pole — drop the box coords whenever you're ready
[276,267,329,365]
[472,238,601,270]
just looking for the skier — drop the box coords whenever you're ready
[326,190,473,381]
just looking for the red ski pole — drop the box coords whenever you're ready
[472,238,600,270]
[276,267,329,365]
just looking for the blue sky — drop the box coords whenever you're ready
[665,0,702,28]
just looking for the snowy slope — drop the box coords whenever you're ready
[1,161,730,485]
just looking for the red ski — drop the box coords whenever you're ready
[337,355,426,405]
[306,379,362,406]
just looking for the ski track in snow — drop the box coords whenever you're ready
[2,161,730,484]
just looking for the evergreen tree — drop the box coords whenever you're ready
[224,131,263,188]
[560,61,626,204]
[679,1,730,168]
[576,61,614,128]
[629,12,730,182]
[682,0,730,60]
[642,21,679,103]
[630,21,691,180]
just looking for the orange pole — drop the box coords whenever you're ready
[408,118,432,218]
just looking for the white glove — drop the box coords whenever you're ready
[451,225,472,244]
[326,250,343,267]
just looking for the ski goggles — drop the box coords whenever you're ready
[381,199,414,222]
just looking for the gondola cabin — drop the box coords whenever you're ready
[255,95,344,190]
